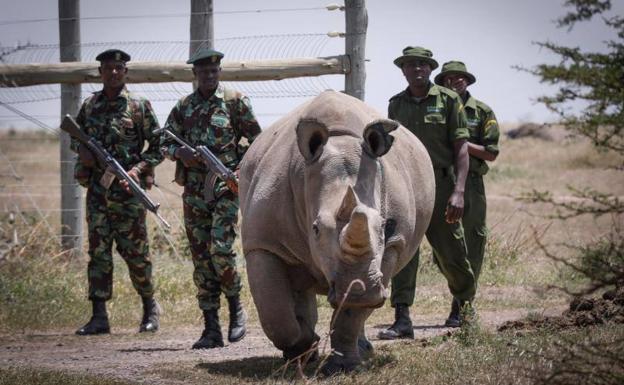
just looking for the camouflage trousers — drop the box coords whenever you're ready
[86,183,154,301]
[183,185,241,311]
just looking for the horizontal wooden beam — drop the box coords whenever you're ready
[0,56,350,87]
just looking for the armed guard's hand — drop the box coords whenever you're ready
[175,147,200,168]
[144,174,154,190]
[120,168,141,194]
[78,145,96,168]
[226,168,240,194]
[226,179,239,195]
[445,190,464,224]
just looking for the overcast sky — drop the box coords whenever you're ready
[0,0,620,130]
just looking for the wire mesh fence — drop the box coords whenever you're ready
[0,34,340,105]
[0,134,187,257]
[0,4,351,256]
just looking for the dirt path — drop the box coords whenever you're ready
[0,308,556,384]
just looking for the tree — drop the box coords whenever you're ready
[521,0,624,296]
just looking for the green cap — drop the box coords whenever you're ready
[187,48,224,65]
[434,61,476,86]
[393,46,438,69]
[95,49,130,63]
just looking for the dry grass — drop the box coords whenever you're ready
[1,127,622,384]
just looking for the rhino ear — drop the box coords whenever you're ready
[363,119,399,157]
[337,185,359,222]
[296,118,329,162]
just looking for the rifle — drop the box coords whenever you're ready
[155,127,238,194]
[60,114,171,229]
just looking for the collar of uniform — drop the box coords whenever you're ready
[193,83,225,103]
[94,86,130,103]
[426,82,441,97]
[401,82,439,102]
[464,92,477,111]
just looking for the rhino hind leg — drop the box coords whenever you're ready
[246,249,319,360]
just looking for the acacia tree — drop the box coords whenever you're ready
[517,6,624,385]
[522,0,623,295]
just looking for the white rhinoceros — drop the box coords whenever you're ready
[239,90,434,374]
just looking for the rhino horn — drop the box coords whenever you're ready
[340,208,371,257]
[337,185,358,222]
[296,118,329,162]
[363,119,399,157]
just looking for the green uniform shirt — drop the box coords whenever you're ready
[463,92,500,175]
[161,84,262,192]
[71,86,163,184]
[388,83,469,170]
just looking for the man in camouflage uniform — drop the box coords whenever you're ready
[379,47,475,340]
[161,48,261,349]
[434,61,500,326]
[72,49,163,335]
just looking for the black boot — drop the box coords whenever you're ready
[139,296,161,333]
[192,309,224,349]
[76,300,110,335]
[445,298,475,327]
[226,296,247,343]
[444,298,461,328]
[377,304,414,340]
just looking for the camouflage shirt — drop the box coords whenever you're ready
[388,83,469,170]
[463,92,500,175]
[161,84,261,190]
[71,86,163,185]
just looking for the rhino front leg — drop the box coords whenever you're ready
[357,324,374,362]
[246,249,318,360]
[322,307,374,376]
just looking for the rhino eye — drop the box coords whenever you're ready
[312,221,320,237]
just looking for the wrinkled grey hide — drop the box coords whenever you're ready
[239,90,434,374]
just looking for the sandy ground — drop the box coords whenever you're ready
[0,307,564,384]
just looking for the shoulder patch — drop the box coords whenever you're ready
[223,87,242,102]
[475,99,493,114]
[438,86,460,99]
[127,91,147,104]
[179,94,194,107]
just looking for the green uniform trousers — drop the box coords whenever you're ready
[390,169,476,306]
[463,172,488,284]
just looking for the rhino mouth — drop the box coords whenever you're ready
[327,277,388,309]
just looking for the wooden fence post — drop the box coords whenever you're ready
[58,0,83,255]
[345,0,367,100]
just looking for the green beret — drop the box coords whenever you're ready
[393,46,438,70]
[434,61,476,86]
[95,49,130,63]
[187,48,224,65]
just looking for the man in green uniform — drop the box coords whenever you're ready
[161,48,261,349]
[434,61,500,326]
[378,46,475,339]
[73,49,163,335]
